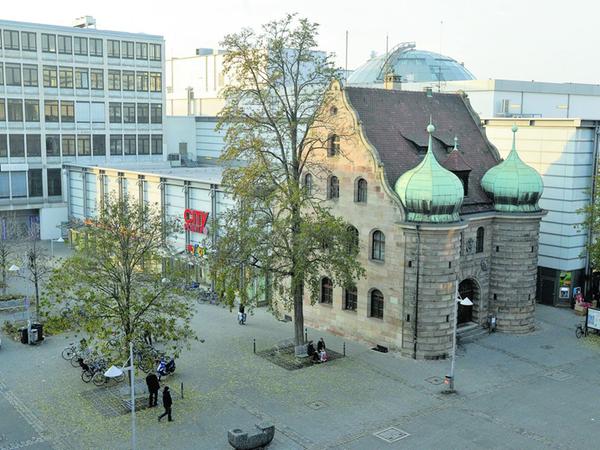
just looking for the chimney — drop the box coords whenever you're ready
[425,87,433,98]
[384,73,402,90]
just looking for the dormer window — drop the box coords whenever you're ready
[455,171,469,196]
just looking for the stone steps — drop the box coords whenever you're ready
[457,322,489,343]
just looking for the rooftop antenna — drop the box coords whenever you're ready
[345,30,349,82]
[439,20,444,55]
[386,34,389,57]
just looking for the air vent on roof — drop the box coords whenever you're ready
[73,16,96,28]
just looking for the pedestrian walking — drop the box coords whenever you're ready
[238,303,246,325]
[145,372,160,408]
[158,386,173,422]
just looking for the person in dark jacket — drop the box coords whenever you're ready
[158,386,173,422]
[145,372,160,407]
[317,338,326,353]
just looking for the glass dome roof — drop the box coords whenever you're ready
[348,43,474,86]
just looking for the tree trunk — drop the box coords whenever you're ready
[34,278,40,322]
[2,267,6,294]
[293,278,304,346]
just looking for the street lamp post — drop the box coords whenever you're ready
[445,280,473,393]
[104,341,136,450]
[50,236,65,258]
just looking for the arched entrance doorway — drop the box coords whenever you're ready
[458,279,479,325]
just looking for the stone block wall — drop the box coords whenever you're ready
[401,225,463,359]
[302,82,406,351]
[458,218,494,324]
[489,215,541,333]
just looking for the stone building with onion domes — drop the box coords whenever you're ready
[301,80,545,359]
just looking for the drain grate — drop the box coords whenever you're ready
[544,371,573,382]
[374,427,410,443]
[306,400,328,410]
[425,376,444,385]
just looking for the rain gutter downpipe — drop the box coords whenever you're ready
[414,224,421,359]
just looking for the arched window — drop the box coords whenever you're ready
[304,173,313,195]
[476,227,484,253]
[344,286,357,311]
[328,176,339,200]
[371,230,385,261]
[370,289,384,319]
[356,178,367,203]
[347,225,359,254]
[321,277,333,304]
[327,134,340,157]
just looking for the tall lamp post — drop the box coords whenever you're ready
[445,280,473,393]
[104,341,136,450]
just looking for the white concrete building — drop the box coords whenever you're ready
[483,118,599,306]
[164,115,225,164]
[402,79,600,120]
[0,18,166,239]
[166,49,226,116]
[64,162,235,287]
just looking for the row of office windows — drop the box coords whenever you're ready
[0,63,162,92]
[319,278,385,319]
[0,98,162,124]
[0,29,161,60]
[0,133,162,158]
[0,168,62,198]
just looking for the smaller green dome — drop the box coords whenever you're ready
[395,122,464,223]
[481,126,543,212]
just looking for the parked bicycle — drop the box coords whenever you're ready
[61,342,78,361]
[199,289,218,304]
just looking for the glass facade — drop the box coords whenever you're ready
[0,20,164,217]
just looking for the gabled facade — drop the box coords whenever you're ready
[302,81,545,359]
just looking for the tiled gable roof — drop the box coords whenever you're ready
[344,87,499,213]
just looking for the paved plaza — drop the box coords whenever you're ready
[1,291,600,449]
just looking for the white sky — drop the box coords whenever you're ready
[3,0,597,84]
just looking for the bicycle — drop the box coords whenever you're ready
[61,343,78,361]
[199,289,218,304]
[576,322,587,339]
[70,347,93,367]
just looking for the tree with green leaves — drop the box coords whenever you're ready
[213,14,364,348]
[577,179,600,286]
[42,195,197,361]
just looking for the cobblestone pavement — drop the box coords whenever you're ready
[1,297,600,449]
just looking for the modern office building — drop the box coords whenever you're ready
[483,118,599,306]
[0,18,166,239]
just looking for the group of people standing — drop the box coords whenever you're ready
[307,338,328,363]
[145,371,173,422]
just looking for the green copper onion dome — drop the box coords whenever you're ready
[481,125,543,212]
[395,122,464,223]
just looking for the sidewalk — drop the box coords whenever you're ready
[1,298,600,449]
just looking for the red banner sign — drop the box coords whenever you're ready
[183,209,209,234]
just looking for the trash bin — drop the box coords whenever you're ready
[31,323,44,342]
[29,328,38,344]
[19,327,28,344]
